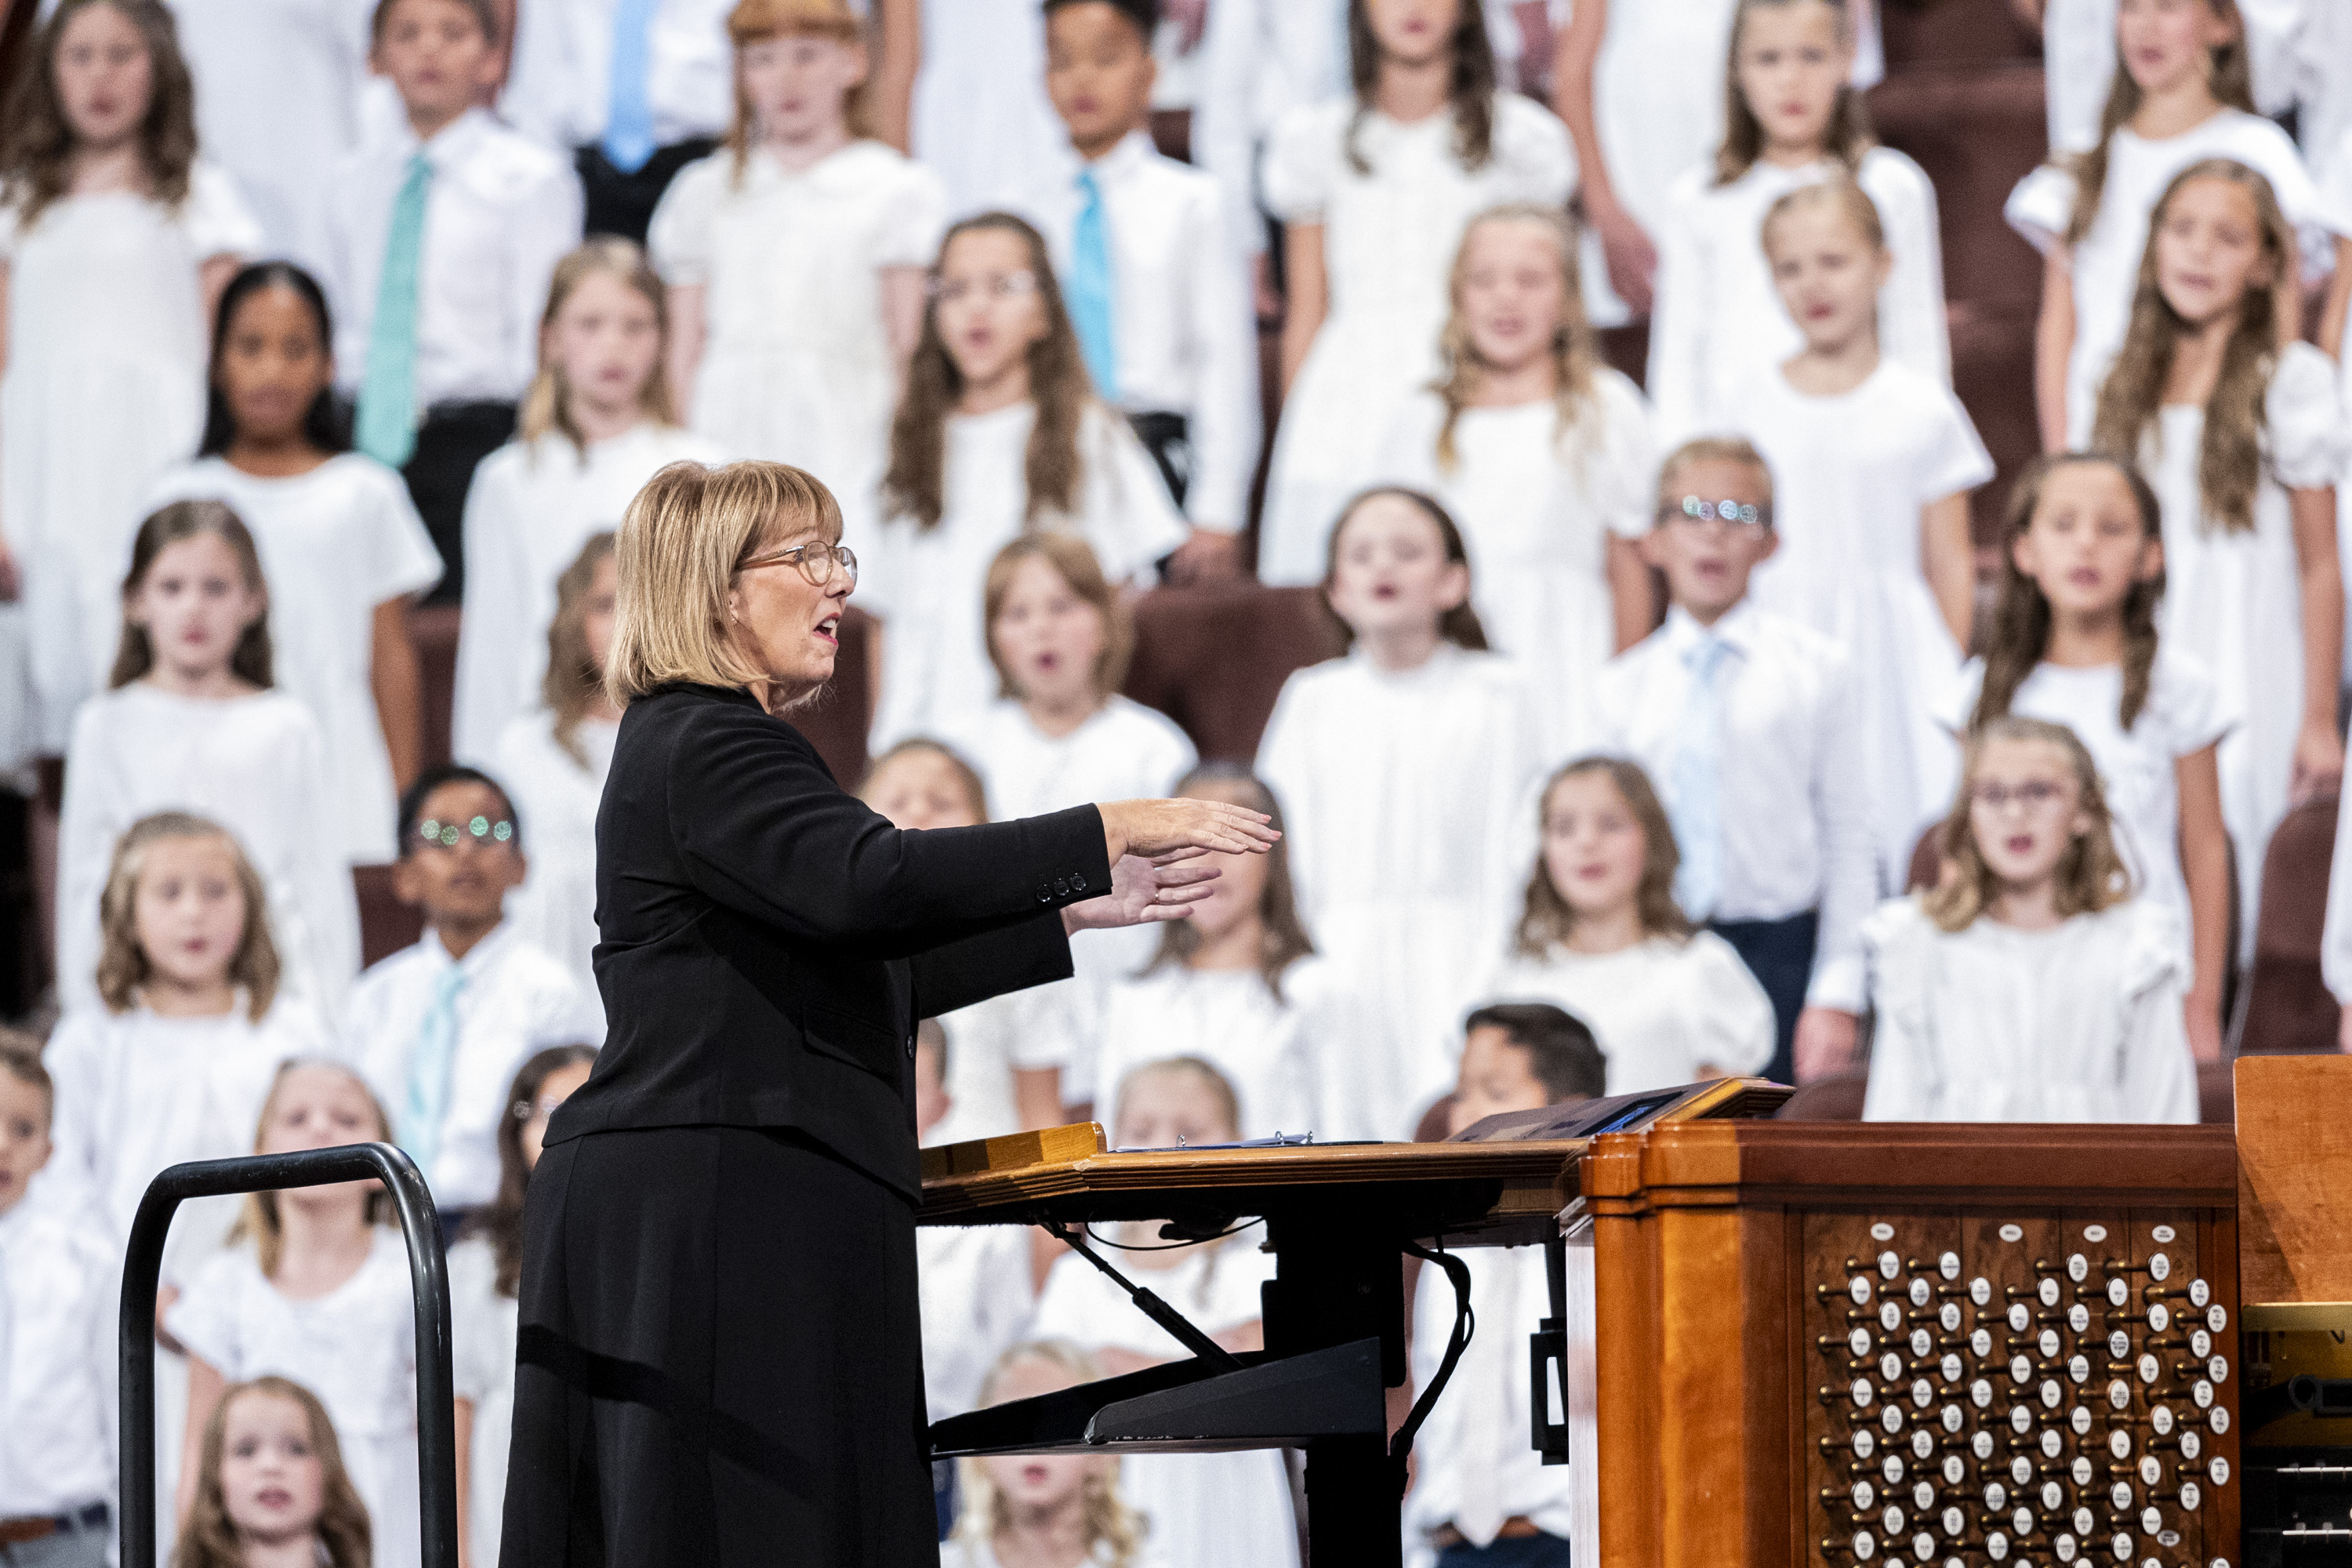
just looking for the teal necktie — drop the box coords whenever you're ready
[1069,168,1118,402]
[357,151,432,469]
[399,964,468,1180]
[1670,633,1733,920]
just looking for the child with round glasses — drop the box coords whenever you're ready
[347,764,601,1227]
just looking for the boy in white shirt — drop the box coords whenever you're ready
[1024,0,1257,583]
[352,765,599,1225]
[1407,1004,1604,1566]
[1589,437,1875,1086]
[321,0,586,601]
[0,1038,114,1568]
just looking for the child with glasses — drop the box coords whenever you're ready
[1589,437,1875,1085]
[1724,179,1992,887]
[1861,716,2197,1123]
[348,764,599,1224]
[1940,453,2233,1060]
[648,0,942,513]
[866,213,1185,748]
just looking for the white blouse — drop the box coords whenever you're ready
[1859,898,2198,1124]
[1475,933,1777,1097]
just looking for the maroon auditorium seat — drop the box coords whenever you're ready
[1775,1067,1870,1120]
[1123,584,1346,764]
[793,606,878,787]
[2234,793,2341,1055]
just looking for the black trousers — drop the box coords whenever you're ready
[1126,410,1191,510]
[577,139,720,245]
[1710,907,1820,1086]
[403,400,515,604]
[502,1125,938,1567]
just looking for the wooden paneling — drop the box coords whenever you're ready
[2235,1054,2352,1304]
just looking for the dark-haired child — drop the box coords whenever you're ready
[320,0,584,600]
[349,764,598,1220]
[448,1044,594,1566]
[0,0,260,751]
[146,261,443,868]
[59,501,360,1018]
[1940,452,2232,1058]
[1016,0,1258,575]
[1254,0,1574,586]
[0,1037,115,1568]
[1405,1003,1601,1567]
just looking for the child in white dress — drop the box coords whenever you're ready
[949,1342,1171,1568]
[147,263,444,868]
[650,0,942,517]
[169,1060,425,1568]
[1646,0,1947,446]
[493,535,622,1016]
[1942,453,2234,1058]
[2089,159,2346,960]
[1379,204,1657,757]
[175,1375,373,1568]
[1027,1059,1299,1568]
[1257,488,1540,1139]
[941,533,1197,1108]
[1861,717,2198,1124]
[863,737,1067,1141]
[1088,766,1327,1135]
[0,0,260,751]
[1476,758,1775,1095]
[60,501,359,1018]
[1728,179,1993,882]
[865,213,1186,746]
[1254,0,1574,586]
[448,1045,595,1568]
[2006,0,2325,448]
[454,239,723,764]
[45,813,329,1273]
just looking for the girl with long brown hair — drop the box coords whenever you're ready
[59,501,359,1018]
[649,0,942,492]
[2092,158,2344,966]
[1861,717,2198,1124]
[1645,0,1947,444]
[490,532,622,1012]
[1377,204,1657,757]
[173,1376,372,1568]
[2005,0,2321,451]
[1253,0,1573,587]
[1947,452,2231,1059]
[1478,756,1775,1095]
[169,1060,424,1568]
[0,0,259,760]
[867,212,1186,746]
[1258,487,1541,1141]
[452,238,719,763]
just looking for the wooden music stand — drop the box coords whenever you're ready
[918,1077,1788,1565]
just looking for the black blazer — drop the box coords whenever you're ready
[545,683,1112,1199]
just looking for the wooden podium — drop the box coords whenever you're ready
[917,1078,1788,1564]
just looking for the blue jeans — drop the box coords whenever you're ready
[1711,908,1820,1085]
[1436,1531,1573,1567]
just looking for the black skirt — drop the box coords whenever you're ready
[499,1126,940,1566]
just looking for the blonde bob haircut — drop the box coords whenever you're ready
[606,459,844,706]
[982,532,1134,700]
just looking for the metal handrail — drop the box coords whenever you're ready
[118,1142,458,1568]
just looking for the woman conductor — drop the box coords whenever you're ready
[498,461,1275,1566]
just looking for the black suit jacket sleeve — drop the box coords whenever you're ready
[667,698,1112,962]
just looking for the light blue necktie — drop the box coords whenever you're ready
[602,0,659,174]
[1069,168,1118,402]
[355,151,431,470]
[1670,633,1733,920]
[400,964,469,1180]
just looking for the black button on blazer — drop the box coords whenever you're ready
[546,682,1112,1200]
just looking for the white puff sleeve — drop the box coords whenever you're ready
[1858,898,1939,1120]
[2263,340,2350,491]
[2143,645,2236,759]
[181,162,264,260]
[1490,95,1578,207]
[2114,902,2198,1124]
[1592,370,1661,541]
[1260,102,1341,225]
[1073,405,1189,583]
[876,156,949,270]
[645,155,724,288]
[163,1249,256,1377]
[2004,162,2081,256]
[1681,931,1777,1076]
[1919,381,1998,501]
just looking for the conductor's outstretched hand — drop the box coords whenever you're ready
[1065,798,1281,933]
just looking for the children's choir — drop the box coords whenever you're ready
[8,0,2352,1563]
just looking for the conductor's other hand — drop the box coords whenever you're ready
[1097,797,1278,861]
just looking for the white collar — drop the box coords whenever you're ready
[423,920,514,978]
[391,106,493,170]
[1661,599,1759,657]
[1079,129,1156,184]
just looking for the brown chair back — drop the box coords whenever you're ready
[1123,584,1347,763]
[1774,1068,1870,1121]
[2234,793,2340,1055]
